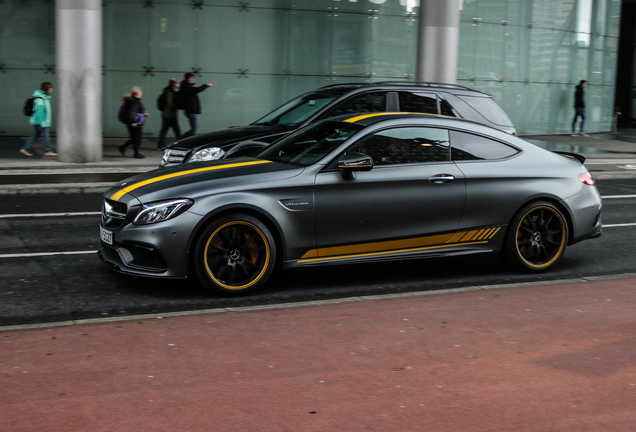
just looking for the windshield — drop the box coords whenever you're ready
[256,121,364,167]
[253,91,344,126]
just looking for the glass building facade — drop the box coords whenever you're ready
[0,0,622,138]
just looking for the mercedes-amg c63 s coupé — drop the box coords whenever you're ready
[99,113,602,295]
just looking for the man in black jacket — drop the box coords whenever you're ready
[571,80,588,137]
[179,72,213,138]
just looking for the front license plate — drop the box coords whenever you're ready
[100,226,113,246]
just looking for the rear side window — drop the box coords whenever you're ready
[326,92,387,118]
[456,95,513,127]
[450,130,519,161]
[398,92,439,114]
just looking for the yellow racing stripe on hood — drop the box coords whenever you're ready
[109,160,272,201]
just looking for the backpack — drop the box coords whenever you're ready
[156,91,168,112]
[23,96,41,117]
[117,103,128,123]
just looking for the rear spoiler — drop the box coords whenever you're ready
[552,151,586,164]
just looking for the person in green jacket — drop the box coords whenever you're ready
[20,82,57,157]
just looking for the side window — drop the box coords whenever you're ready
[450,130,520,161]
[439,99,456,117]
[326,92,387,118]
[398,92,438,114]
[350,127,450,166]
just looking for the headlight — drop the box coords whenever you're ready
[189,147,225,162]
[134,199,194,225]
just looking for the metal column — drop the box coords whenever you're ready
[56,0,102,162]
[416,0,460,84]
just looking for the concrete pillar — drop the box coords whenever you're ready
[56,0,102,162]
[416,0,460,84]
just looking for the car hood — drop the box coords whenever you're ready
[168,124,295,150]
[104,157,303,203]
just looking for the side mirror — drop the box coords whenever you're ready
[338,152,374,179]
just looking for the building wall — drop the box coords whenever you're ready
[0,0,621,138]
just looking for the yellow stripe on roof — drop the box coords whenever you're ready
[109,160,272,201]
[344,112,427,123]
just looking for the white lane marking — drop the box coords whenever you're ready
[0,250,96,259]
[0,212,101,219]
[602,195,636,199]
[604,223,636,227]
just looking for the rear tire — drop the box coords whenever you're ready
[194,214,276,295]
[503,201,568,272]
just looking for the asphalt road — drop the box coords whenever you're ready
[1,178,635,327]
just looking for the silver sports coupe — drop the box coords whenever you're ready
[99,113,602,295]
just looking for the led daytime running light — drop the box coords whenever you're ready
[134,199,194,225]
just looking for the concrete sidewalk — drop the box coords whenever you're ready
[2,275,636,431]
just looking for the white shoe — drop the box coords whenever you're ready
[44,151,58,157]
[571,133,579,136]
[581,133,589,137]
[20,149,34,157]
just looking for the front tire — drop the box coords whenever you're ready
[503,201,568,272]
[194,214,276,295]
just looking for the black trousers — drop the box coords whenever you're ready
[122,124,143,155]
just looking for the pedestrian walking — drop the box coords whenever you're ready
[157,78,181,150]
[20,82,57,157]
[179,72,213,138]
[571,80,588,137]
[119,87,150,158]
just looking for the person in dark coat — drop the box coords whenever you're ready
[157,78,181,150]
[119,87,150,158]
[179,72,213,138]
[571,80,588,137]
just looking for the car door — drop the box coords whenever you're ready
[313,126,466,256]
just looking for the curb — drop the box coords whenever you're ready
[3,272,635,332]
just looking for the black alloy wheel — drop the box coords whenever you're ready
[194,214,276,294]
[504,202,568,272]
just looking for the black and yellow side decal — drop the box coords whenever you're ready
[298,227,501,264]
[108,160,272,202]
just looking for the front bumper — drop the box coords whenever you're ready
[98,210,204,278]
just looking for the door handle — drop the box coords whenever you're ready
[429,174,455,184]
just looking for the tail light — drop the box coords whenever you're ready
[578,172,595,186]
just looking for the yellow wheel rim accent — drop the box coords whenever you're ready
[515,206,566,269]
[203,221,271,291]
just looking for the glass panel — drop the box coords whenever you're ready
[398,92,439,114]
[352,127,451,165]
[325,91,388,117]
[0,0,55,69]
[450,130,519,160]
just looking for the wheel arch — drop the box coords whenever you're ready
[186,204,286,276]
[504,196,574,246]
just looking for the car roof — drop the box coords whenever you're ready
[316,81,492,97]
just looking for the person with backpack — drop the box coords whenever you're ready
[118,86,150,158]
[20,82,57,157]
[179,72,213,138]
[156,78,181,150]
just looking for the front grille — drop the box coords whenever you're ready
[102,198,127,228]
[161,148,190,167]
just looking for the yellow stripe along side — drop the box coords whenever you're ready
[108,160,272,202]
[299,227,501,263]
